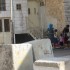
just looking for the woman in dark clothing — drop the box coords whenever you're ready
[63,25,69,48]
[63,25,69,35]
[64,36,68,44]
[47,24,54,43]
[64,34,69,48]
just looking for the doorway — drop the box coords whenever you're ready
[15,33,34,44]
[0,18,11,44]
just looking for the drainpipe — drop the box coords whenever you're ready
[39,0,45,38]
[11,0,15,44]
[11,0,13,21]
[2,19,5,44]
[39,0,47,38]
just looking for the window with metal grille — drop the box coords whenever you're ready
[16,4,21,10]
[0,19,2,32]
[4,19,10,32]
[0,0,6,11]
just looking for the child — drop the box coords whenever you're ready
[59,34,64,48]
[64,34,69,48]
[53,34,59,48]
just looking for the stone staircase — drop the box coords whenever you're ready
[64,0,70,25]
[26,17,43,39]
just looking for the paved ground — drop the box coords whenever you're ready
[53,48,70,57]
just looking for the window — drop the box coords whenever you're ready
[0,0,6,11]
[4,19,10,32]
[16,4,21,10]
[28,8,30,14]
[0,20,2,32]
[34,8,36,14]
[40,2,44,6]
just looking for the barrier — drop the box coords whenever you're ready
[0,43,33,70]
[27,39,53,60]
[33,57,70,70]
[12,43,33,70]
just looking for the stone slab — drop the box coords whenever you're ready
[27,39,53,60]
[12,43,33,70]
[0,43,33,70]
[33,57,70,70]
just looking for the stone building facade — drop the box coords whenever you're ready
[45,0,66,33]
[0,0,28,44]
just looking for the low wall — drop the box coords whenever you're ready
[33,57,70,70]
[27,39,53,60]
[0,43,33,70]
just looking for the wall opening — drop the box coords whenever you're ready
[15,33,34,43]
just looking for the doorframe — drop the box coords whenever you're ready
[0,17,11,44]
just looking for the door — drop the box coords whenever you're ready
[0,18,11,44]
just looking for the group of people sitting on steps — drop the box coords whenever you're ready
[47,24,70,48]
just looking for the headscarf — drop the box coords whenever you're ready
[48,24,53,29]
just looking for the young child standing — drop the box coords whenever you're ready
[59,34,64,48]
[53,33,59,48]
[64,34,69,48]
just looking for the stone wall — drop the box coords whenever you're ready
[46,0,66,33]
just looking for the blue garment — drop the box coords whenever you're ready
[53,37,58,43]
[47,24,54,43]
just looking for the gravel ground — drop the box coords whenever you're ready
[0,45,13,70]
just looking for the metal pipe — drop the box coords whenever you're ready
[11,0,15,44]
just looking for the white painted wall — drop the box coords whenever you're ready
[0,0,28,34]
[0,0,11,17]
[12,0,28,34]
[0,0,28,44]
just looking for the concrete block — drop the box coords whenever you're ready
[33,57,70,70]
[0,43,33,70]
[12,43,33,70]
[27,39,53,60]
